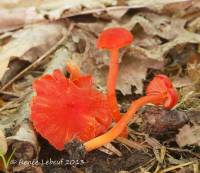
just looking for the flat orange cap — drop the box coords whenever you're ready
[31,66,112,150]
[97,27,133,49]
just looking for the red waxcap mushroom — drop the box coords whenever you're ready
[84,74,179,152]
[31,64,112,150]
[97,27,133,122]
[146,74,179,109]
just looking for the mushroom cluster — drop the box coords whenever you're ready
[31,28,179,152]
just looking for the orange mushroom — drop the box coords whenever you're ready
[84,75,179,152]
[97,28,133,122]
[31,64,112,150]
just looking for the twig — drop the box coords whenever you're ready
[160,161,194,173]
[167,147,200,159]
[117,137,148,151]
[0,90,19,98]
[0,89,31,112]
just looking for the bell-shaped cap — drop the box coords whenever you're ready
[97,27,133,49]
[146,74,179,109]
[31,66,112,150]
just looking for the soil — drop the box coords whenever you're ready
[38,136,152,173]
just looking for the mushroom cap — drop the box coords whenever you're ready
[97,27,133,49]
[146,74,179,109]
[31,67,112,150]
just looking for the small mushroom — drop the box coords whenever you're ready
[97,27,133,122]
[84,75,179,152]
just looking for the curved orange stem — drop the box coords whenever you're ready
[84,94,163,152]
[107,49,121,122]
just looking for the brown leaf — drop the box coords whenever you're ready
[0,22,67,80]
[124,12,186,40]
[176,124,200,147]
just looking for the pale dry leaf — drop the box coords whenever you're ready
[134,34,162,49]
[38,0,117,20]
[124,12,186,40]
[115,55,163,94]
[0,0,42,8]
[136,31,200,61]
[0,7,45,33]
[0,22,67,80]
[0,0,191,9]
[176,124,200,147]
[0,130,8,155]
[0,0,192,32]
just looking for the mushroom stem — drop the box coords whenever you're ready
[84,94,164,152]
[107,48,121,122]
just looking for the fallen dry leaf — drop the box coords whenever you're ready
[176,124,200,147]
[0,7,45,33]
[124,12,186,40]
[0,0,193,33]
[0,22,67,81]
[113,55,163,94]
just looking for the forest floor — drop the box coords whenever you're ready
[0,0,200,173]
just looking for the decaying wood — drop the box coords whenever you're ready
[142,106,189,136]
[6,120,38,172]
[7,120,38,160]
